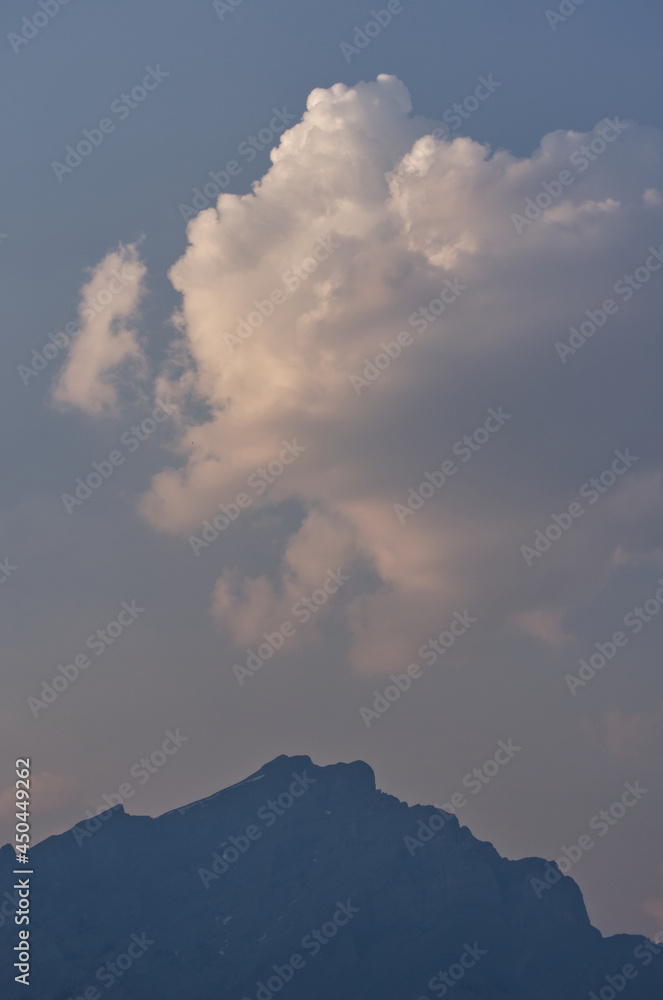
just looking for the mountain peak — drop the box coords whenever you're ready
[165,754,377,819]
[1,755,660,999]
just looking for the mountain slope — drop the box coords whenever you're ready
[1,754,661,999]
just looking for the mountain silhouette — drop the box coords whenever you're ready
[1,754,661,999]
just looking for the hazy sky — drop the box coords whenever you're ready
[1,0,663,941]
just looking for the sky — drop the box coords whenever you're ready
[1,0,663,941]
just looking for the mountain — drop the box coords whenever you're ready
[1,754,661,999]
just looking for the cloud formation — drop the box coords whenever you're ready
[53,243,147,416]
[59,76,663,674]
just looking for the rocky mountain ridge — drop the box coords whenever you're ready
[1,754,661,999]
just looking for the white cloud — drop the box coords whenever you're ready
[53,243,147,416]
[106,75,663,674]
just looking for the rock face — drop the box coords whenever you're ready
[0,754,661,999]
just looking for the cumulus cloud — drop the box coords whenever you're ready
[81,74,663,674]
[53,243,147,416]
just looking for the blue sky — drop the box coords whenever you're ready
[1,0,663,941]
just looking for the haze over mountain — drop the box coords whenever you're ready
[1,755,661,999]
